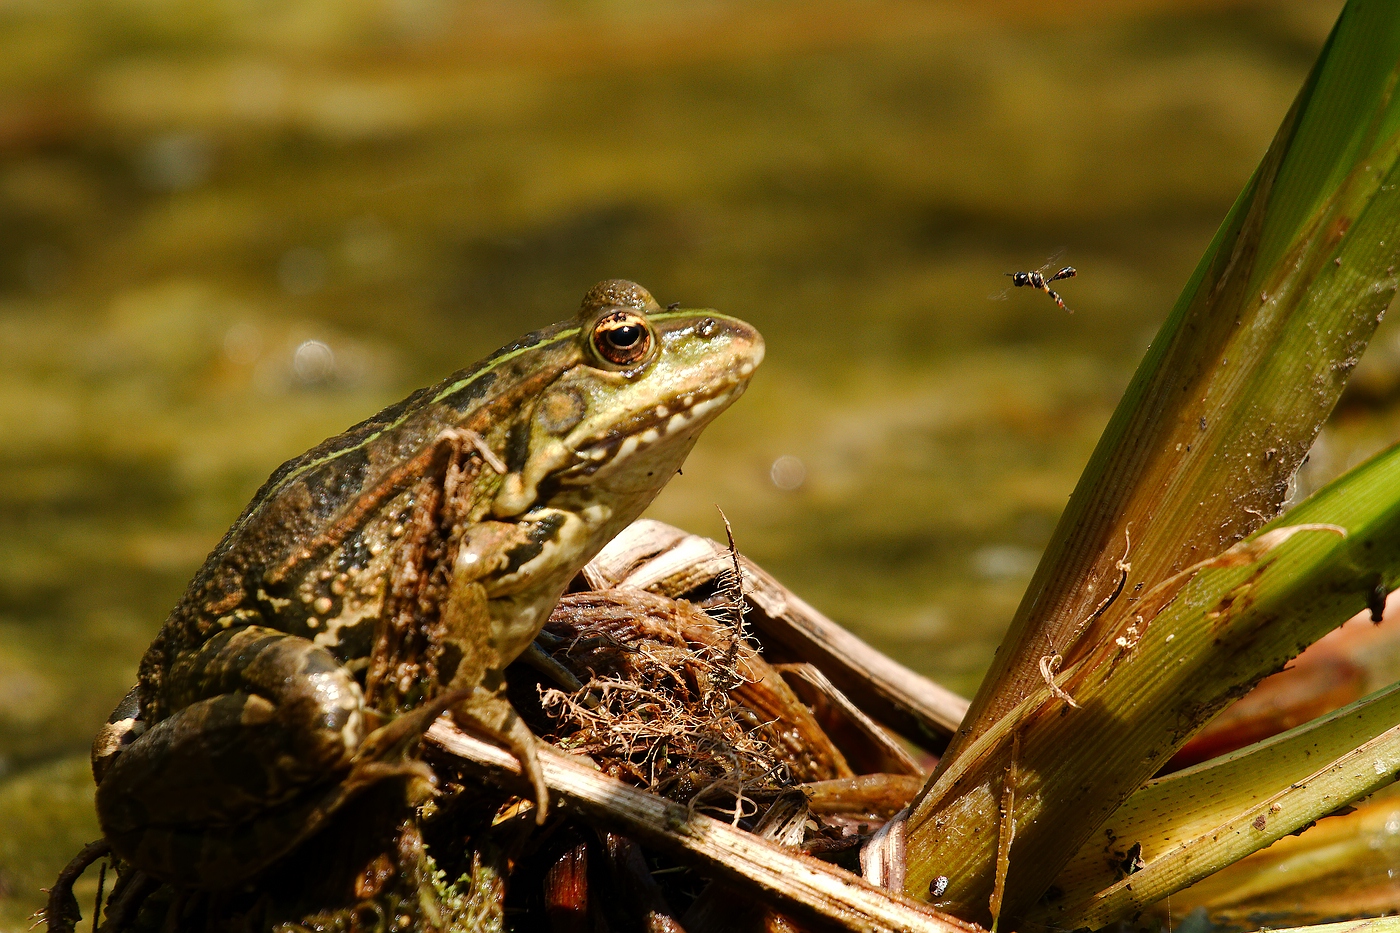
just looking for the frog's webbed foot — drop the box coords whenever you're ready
[343,689,470,790]
[301,687,472,824]
[451,688,551,824]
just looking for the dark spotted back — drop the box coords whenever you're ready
[137,319,583,717]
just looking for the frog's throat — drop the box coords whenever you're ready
[489,379,743,518]
[565,382,741,481]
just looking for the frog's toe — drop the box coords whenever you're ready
[447,691,551,823]
[513,733,550,825]
[353,688,469,765]
[483,711,549,823]
[340,689,471,805]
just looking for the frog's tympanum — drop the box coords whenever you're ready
[90,281,763,889]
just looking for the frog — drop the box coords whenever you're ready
[89,280,763,889]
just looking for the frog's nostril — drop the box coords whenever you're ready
[697,318,717,338]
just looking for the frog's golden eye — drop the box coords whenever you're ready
[590,310,654,367]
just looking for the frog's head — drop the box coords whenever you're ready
[490,280,763,532]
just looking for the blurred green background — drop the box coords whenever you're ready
[10,0,1400,925]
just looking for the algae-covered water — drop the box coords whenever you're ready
[7,0,1393,926]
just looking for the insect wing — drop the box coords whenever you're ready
[1032,248,1068,277]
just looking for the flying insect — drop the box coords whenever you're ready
[992,252,1078,313]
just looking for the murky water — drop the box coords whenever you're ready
[5,0,1389,925]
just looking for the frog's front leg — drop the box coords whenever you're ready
[94,625,387,887]
[440,520,561,823]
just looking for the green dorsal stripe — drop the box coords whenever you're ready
[430,327,580,404]
[250,308,726,505]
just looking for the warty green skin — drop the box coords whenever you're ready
[90,280,763,888]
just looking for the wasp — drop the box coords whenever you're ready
[993,252,1077,313]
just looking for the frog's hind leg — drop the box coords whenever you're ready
[94,625,408,888]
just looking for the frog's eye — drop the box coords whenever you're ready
[590,310,654,367]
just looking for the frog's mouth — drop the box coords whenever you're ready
[562,382,745,480]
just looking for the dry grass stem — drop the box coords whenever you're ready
[425,720,978,933]
[778,662,925,776]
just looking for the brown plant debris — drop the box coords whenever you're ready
[533,587,851,808]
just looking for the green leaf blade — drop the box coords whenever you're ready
[1038,676,1400,928]
[912,439,1400,920]
[903,0,1400,921]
